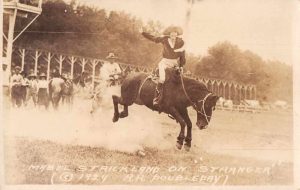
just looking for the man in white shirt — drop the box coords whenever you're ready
[11,66,23,87]
[91,53,122,113]
[99,53,122,86]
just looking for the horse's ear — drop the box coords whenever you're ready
[209,95,220,106]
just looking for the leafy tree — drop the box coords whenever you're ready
[9,0,292,102]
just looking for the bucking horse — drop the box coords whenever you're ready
[49,73,86,109]
[112,68,219,151]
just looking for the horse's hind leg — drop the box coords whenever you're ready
[112,95,130,121]
[112,95,120,122]
[119,105,128,118]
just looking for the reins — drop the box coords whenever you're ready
[179,73,212,124]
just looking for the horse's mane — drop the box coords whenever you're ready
[182,76,210,94]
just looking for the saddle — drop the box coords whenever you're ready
[136,67,182,107]
[150,67,182,83]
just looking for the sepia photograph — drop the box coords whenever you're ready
[1,0,299,189]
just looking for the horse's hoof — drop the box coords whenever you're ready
[112,114,119,122]
[119,111,128,118]
[176,142,183,150]
[184,144,191,152]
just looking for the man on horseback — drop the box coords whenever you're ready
[141,26,186,109]
[99,53,122,86]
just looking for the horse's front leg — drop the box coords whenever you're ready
[169,107,186,150]
[180,108,193,151]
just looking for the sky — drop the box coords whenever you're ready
[66,0,298,65]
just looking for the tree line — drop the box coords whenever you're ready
[10,0,292,102]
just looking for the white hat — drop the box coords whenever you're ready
[106,53,118,60]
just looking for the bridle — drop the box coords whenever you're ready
[180,74,213,124]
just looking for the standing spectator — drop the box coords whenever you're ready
[10,66,24,107]
[21,71,30,106]
[27,73,38,106]
[37,73,49,109]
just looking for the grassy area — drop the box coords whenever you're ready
[4,108,293,185]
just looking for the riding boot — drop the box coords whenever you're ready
[153,82,163,109]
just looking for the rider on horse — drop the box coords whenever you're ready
[141,25,186,109]
[99,53,122,86]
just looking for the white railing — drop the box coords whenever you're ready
[215,104,292,114]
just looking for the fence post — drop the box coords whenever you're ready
[55,55,65,75]
[18,49,25,71]
[81,58,87,73]
[44,52,53,81]
[32,50,42,75]
[91,59,99,91]
[68,56,77,79]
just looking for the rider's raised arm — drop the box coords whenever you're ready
[141,32,164,43]
[174,38,186,67]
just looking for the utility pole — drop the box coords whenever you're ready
[3,0,43,74]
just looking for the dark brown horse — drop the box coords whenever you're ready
[112,68,219,151]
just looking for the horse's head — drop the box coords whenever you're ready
[195,93,219,130]
[73,72,88,87]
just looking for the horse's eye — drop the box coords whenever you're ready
[213,106,216,111]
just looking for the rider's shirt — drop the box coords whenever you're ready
[11,74,23,86]
[142,32,184,60]
[99,62,122,81]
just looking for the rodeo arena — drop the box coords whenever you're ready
[1,0,293,186]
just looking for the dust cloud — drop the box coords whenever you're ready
[5,86,171,153]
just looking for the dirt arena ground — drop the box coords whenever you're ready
[2,89,293,185]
